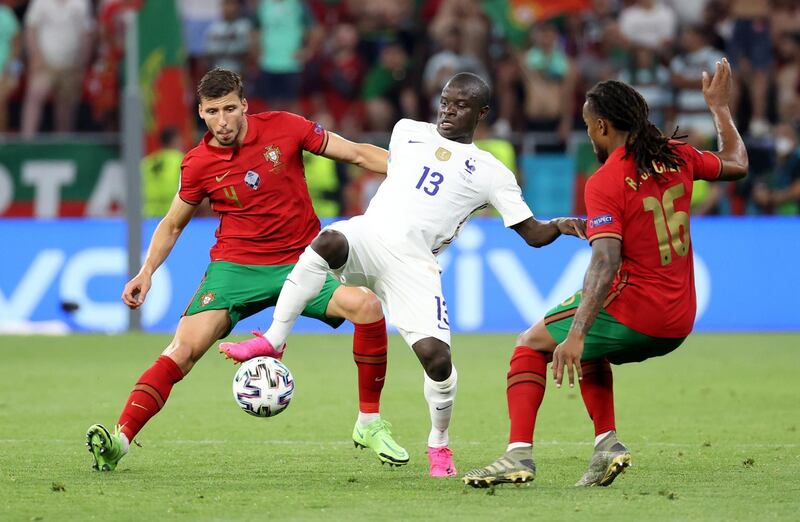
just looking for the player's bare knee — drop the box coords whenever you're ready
[424,353,453,381]
[311,230,349,269]
[353,291,383,323]
[516,322,556,352]
[413,338,452,381]
[516,327,538,348]
[162,340,196,374]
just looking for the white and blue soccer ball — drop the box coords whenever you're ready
[232,357,294,418]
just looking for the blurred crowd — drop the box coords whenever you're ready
[1,0,800,215]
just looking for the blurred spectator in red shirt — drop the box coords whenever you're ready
[313,23,365,134]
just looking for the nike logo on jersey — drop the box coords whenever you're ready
[215,170,231,182]
[408,140,424,144]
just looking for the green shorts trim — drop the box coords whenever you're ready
[184,261,343,337]
[544,291,686,364]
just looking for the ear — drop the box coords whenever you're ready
[599,118,608,136]
[197,103,203,119]
[241,97,249,114]
[478,105,490,121]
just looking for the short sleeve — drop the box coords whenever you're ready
[684,145,722,181]
[585,173,623,243]
[489,167,534,227]
[281,112,328,155]
[178,155,206,205]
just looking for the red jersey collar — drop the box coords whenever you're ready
[607,144,627,162]
[201,115,260,160]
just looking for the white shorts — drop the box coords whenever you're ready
[325,216,451,347]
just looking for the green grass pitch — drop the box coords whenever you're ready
[1,333,798,521]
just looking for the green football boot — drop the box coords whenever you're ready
[462,447,536,488]
[352,419,409,466]
[575,431,631,487]
[86,424,127,471]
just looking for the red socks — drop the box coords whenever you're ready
[507,346,548,444]
[117,355,185,441]
[579,358,616,435]
[352,318,388,414]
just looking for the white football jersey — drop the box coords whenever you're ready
[363,119,533,256]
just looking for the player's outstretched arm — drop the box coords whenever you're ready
[703,57,748,181]
[552,237,621,388]
[320,132,389,174]
[121,195,198,309]
[511,216,587,247]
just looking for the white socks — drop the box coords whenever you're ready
[595,430,614,447]
[118,432,130,454]
[265,247,330,348]
[357,412,380,428]
[506,442,532,452]
[423,366,457,448]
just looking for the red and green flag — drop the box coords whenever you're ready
[137,0,193,153]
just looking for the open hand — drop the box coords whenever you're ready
[552,336,584,388]
[702,57,733,110]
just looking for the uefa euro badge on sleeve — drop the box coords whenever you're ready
[245,170,261,190]
[435,147,451,161]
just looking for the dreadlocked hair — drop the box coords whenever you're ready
[587,80,686,180]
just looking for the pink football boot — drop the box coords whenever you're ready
[428,446,457,477]
[219,331,285,363]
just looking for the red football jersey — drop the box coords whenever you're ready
[585,142,722,338]
[180,112,329,265]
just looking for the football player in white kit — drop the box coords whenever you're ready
[220,73,586,476]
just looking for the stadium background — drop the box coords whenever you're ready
[1,0,798,334]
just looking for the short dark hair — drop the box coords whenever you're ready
[447,72,491,108]
[197,68,243,101]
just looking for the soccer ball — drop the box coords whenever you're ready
[232,357,295,418]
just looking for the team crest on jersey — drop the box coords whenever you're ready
[264,145,282,167]
[435,147,451,161]
[199,291,216,307]
[460,157,476,183]
[465,158,476,172]
[245,170,261,190]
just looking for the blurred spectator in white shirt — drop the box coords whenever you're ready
[667,0,709,26]
[619,0,677,55]
[21,0,93,137]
